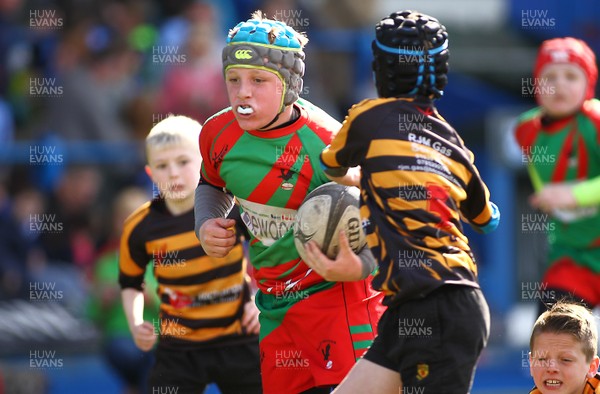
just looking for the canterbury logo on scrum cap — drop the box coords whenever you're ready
[235,49,253,60]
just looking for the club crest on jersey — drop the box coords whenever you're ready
[212,144,228,170]
[279,169,296,190]
[318,339,336,370]
[416,363,429,380]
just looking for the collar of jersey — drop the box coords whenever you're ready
[244,103,307,139]
[540,112,576,133]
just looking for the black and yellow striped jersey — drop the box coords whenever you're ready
[119,197,255,348]
[530,373,600,393]
[321,97,499,306]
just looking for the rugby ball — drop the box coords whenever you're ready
[293,182,366,262]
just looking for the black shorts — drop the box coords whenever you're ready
[363,285,490,394]
[148,340,262,394]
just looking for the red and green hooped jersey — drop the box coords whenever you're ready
[516,99,600,272]
[200,99,339,300]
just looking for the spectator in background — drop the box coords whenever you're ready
[0,96,14,143]
[88,186,159,394]
[0,183,22,300]
[7,186,47,292]
[148,0,227,92]
[1,0,63,134]
[42,23,141,142]
[0,180,31,300]
[0,0,24,97]
[155,12,228,124]
[36,18,147,207]
[300,0,378,118]
[156,0,236,50]
[22,165,104,315]
[39,164,103,272]
[100,0,151,42]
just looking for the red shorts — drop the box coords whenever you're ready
[258,279,385,394]
[543,258,600,306]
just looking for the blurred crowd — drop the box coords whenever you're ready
[0,0,378,390]
[0,0,380,299]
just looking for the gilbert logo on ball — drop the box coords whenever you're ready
[294,182,366,262]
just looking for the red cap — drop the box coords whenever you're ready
[533,37,597,101]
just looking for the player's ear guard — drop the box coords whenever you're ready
[222,18,305,108]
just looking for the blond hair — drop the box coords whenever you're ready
[248,10,308,47]
[145,115,201,162]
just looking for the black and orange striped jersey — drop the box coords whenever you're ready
[321,97,499,306]
[529,373,600,393]
[119,197,255,349]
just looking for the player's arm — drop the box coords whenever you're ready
[513,113,580,211]
[460,151,500,234]
[324,166,362,187]
[526,136,600,209]
[226,203,250,241]
[121,288,156,351]
[572,176,600,206]
[303,231,377,282]
[119,214,156,351]
[240,276,260,334]
[572,101,600,206]
[460,183,500,234]
[529,167,600,212]
[320,102,372,187]
[467,201,500,234]
[195,120,240,257]
[194,180,237,257]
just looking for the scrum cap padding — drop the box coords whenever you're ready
[223,18,305,107]
[372,10,449,99]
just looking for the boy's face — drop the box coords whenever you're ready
[530,332,599,394]
[146,144,201,202]
[225,67,286,130]
[538,63,587,118]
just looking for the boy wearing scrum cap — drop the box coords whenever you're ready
[307,10,500,393]
[194,11,384,394]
